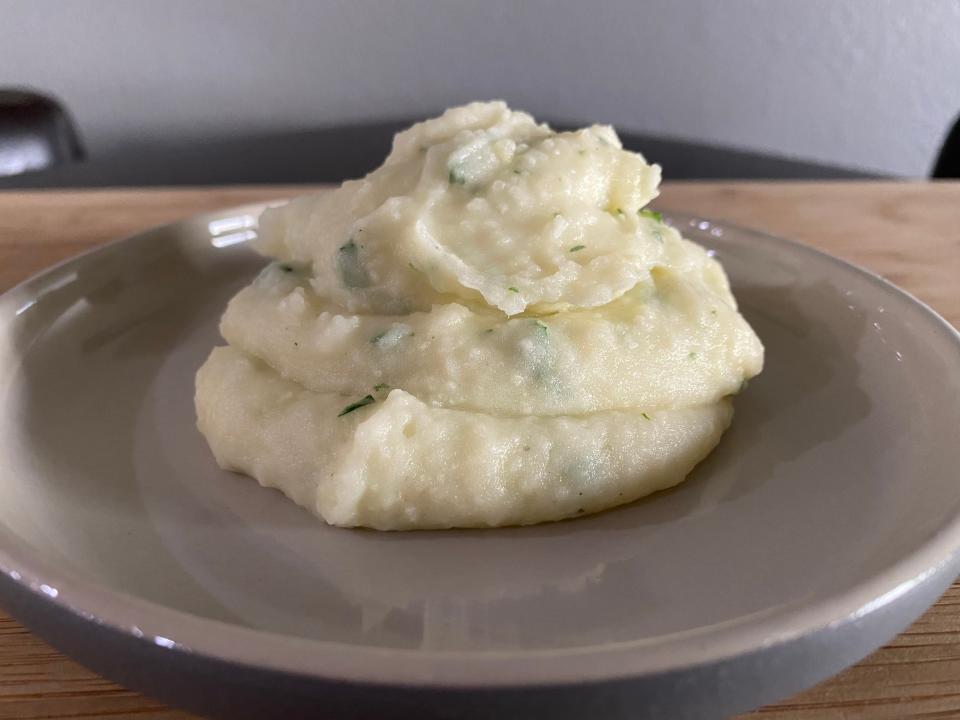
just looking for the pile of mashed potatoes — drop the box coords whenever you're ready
[195,101,763,531]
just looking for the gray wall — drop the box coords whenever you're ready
[2,0,959,177]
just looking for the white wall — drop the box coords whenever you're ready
[2,0,958,176]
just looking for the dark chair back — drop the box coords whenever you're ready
[932,114,960,178]
[0,88,84,178]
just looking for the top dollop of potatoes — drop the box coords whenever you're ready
[257,101,665,316]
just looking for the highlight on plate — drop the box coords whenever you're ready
[195,101,764,531]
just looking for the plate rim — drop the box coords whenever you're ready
[1,203,960,687]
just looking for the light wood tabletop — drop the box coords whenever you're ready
[0,182,958,719]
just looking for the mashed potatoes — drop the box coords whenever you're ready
[195,101,764,530]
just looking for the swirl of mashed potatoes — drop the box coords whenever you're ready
[195,101,764,530]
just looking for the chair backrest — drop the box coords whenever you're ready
[0,88,84,178]
[932,114,960,178]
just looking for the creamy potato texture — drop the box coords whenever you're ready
[195,101,764,530]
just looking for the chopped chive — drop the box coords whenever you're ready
[373,383,390,392]
[508,286,520,293]
[688,351,698,360]
[641,412,652,420]
[338,395,375,417]
[449,168,466,185]
[336,239,370,287]
[569,244,586,252]
[639,208,664,223]
[371,325,413,347]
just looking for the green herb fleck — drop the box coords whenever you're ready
[688,351,698,360]
[336,239,370,288]
[639,208,664,223]
[371,324,413,347]
[508,286,520,293]
[569,244,586,253]
[513,169,522,175]
[520,317,556,385]
[338,395,375,417]
[373,383,390,393]
[710,308,718,316]
[449,167,466,185]
[641,412,652,420]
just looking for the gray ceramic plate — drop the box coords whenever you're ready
[1,206,960,720]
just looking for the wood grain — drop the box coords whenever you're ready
[0,182,958,720]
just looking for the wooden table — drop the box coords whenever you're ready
[0,182,958,719]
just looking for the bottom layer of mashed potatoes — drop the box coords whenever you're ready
[196,347,733,531]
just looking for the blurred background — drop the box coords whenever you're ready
[1,0,959,186]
